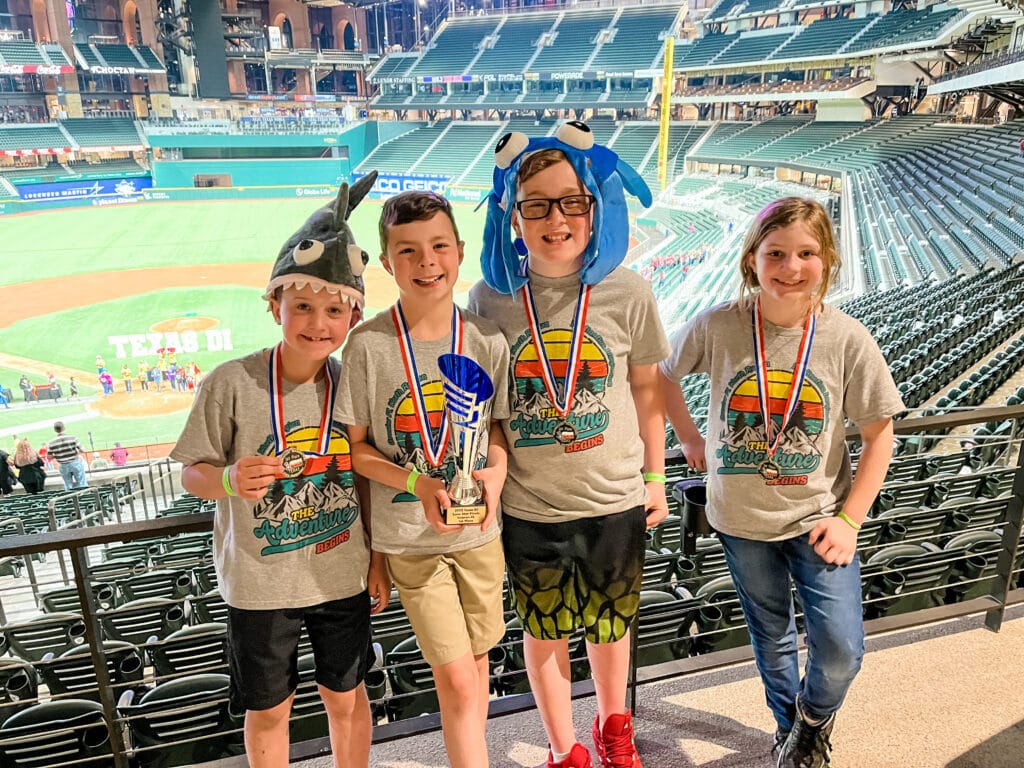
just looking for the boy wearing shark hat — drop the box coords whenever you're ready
[468,122,671,768]
[172,172,379,768]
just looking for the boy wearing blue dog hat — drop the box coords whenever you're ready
[468,121,671,768]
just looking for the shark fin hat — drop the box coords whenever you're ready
[481,121,652,295]
[264,170,379,309]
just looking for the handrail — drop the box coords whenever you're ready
[0,406,1019,765]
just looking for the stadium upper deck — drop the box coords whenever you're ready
[367,0,1019,117]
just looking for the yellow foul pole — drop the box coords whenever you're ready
[657,34,675,193]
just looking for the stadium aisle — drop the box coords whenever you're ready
[295,605,1024,768]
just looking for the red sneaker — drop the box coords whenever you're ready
[548,742,593,768]
[592,711,642,768]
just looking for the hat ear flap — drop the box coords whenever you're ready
[481,159,529,295]
[481,193,509,293]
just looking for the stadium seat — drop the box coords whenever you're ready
[144,623,227,681]
[39,583,118,613]
[118,673,243,767]
[289,654,328,743]
[0,699,113,768]
[98,598,186,646]
[691,576,750,654]
[1,612,87,663]
[383,635,438,722]
[0,659,37,725]
[634,588,700,666]
[641,550,677,592]
[942,530,1003,603]
[863,544,954,617]
[116,570,193,603]
[187,590,227,625]
[369,589,413,657]
[38,641,145,703]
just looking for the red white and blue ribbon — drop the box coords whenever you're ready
[391,303,464,468]
[268,343,337,455]
[521,281,592,419]
[751,297,815,459]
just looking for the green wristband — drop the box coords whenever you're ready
[222,465,237,497]
[836,510,861,530]
[643,472,667,483]
[406,468,421,496]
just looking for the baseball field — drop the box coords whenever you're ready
[0,195,488,458]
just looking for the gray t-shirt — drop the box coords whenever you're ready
[468,266,671,524]
[660,300,905,541]
[170,350,369,609]
[336,308,510,555]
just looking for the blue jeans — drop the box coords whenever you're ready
[58,459,87,490]
[718,531,864,731]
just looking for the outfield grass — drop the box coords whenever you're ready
[0,401,90,431]
[3,287,282,374]
[0,195,491,454]
[0,197,487,287]
[11,407,193,455]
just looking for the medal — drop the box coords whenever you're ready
[751,297,815,479]
[521,280,591,436]
[553,421,578,445]
[280,447,307,478]
[269,343,337,477]
[392,303,464,469]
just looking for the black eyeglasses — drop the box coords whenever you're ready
[514,194,596,220]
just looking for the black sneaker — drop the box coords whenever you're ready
[776,704,834,768]
[771,728,790,762]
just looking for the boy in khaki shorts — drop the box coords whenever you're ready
[337,190,510,768]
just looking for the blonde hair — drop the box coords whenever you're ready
[738,197,840,309]
[14,439,38,467]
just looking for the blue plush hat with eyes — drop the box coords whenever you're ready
[481,120,652,295]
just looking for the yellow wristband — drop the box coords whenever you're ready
[222,465,237,497]
[406,468,421,496]
[836,511,861,530]
[643,472,667,483]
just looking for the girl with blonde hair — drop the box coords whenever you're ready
[659,197,903,768]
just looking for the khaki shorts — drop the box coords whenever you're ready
[387,535,506,667]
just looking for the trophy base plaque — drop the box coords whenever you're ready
[444,503,487,525]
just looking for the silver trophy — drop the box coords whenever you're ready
[438,353,495,525]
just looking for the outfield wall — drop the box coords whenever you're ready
[152,159,351,188]
[0,183,346,214]
[0,179,492,215]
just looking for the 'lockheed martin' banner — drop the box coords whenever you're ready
[352,171,451,200]
[17,177,154,202]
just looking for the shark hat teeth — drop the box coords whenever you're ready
[262,275,363,308]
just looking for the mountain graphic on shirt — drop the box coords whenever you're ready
[259,477,355,522]
[518,390,553,415]
[722,424,765,449]
[573,388,606,416]
[782,426,821,455]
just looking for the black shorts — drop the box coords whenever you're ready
[502,506,646,644]
[226,590,372,712]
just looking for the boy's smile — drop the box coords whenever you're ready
[514,160,592,279]
[270,284,359,379]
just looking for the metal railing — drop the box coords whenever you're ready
[0,409,1018,765]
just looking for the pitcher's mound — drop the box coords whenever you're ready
[89,390,194,418]
[150,317,219,334]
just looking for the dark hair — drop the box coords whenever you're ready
[378,191,460,255]
[517,148,574,190]
[54,421,65,433]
